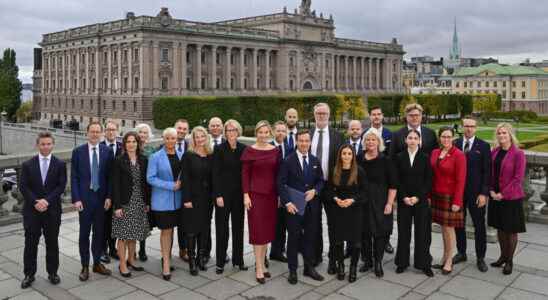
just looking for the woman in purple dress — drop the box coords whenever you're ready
[241,120,280,284]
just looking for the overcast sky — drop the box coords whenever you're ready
[2,0,548,83]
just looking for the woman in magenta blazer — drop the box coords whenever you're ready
[488,123,526,276]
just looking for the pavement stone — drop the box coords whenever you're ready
[439,275,505,299]
[339,276,410,300]
[511,273,548,296]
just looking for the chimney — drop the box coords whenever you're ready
[34,48,42,70]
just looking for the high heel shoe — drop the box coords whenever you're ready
[491,258,505,268]
[264,272,271,278]
[127,261,144,272]
[441,268,452,275]
[118,266,131,278]
[161,258,174,272]
[162,273,171,281]
[256,276,266,284]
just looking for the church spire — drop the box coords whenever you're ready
[450,17,461,60]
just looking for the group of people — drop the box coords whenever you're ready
[19,101,527,289]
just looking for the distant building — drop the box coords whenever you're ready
[444,18,462,72]
[452,63,548,114]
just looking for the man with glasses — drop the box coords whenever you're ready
[452,116,491,272]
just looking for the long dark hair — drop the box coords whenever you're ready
[122,131,142,156]
[332,144,358,186]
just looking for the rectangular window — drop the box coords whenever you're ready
[512,81,516,87]
[133,101,137,112]
[81,54,86,65]
[161,77,168,90]
[123,50,128,63]
[103,52,108,63]
[502,90,507,98]
[123,77,128,90]
[104,78,108,89]
[464,81,467,88]
[134,77,139,90]
[522,91,526,99]
[477,81,481,88]
[80,99,84,109]
[522,81,526,88]
[503,81,506,88]
[92,78,96,90]
[456,82,460,88]
[512,91,516,99]
[216,53,220,65]
[113,100,116,111]
[90,53,95,65]
[122,101,126,111]
[230,54,234,65]
[161,48,169,62]
[82,79,86,90]
[113,51,118,65]
[486,81,490,88]
[133,48,139,62]
[494,81,498,87]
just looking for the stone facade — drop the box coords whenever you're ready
[34,3,404,129]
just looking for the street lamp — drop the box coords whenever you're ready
[0,110,7,155]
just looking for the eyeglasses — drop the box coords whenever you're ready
[407,114,421,118]
[463,125,477,128]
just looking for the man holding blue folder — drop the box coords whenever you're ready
[277,130,325,285]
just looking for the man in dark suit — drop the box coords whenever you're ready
[71,121,114,281]
[285,108,299,153]
[20,132,67,289]
[452,116,491,272]
[209,117,225,146]
[99,121,122,263]
[310,102,343,273]
[278,129,325,284]
[347,120,363,160]
[270,121,291,263]
[174,119,190,262]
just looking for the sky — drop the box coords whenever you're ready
[1,0,548,84]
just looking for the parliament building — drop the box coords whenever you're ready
[32,1,405,129]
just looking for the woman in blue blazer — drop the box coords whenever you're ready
[147,127,182,280]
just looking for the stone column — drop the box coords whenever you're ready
[276,49,289,91]
[225,47,231,90]
[128,46,133,95]
[139,44,146,94]
[172,44,180,93]
[330,54,335,91]
[251,48,257,90]
[367,58,372,90]
[385,58,391,90]
[95,47,100,96]
[295,50,301,91]
[344,56,349,91]
[376,58,380,90]
[152,44,160,92]
[75,51,80,94]
[239,48,245,90]
[320,52,325,91]
[211,45,217,90]
[265,50,271,90]
[195,44,202,90]
[116,46,122,95]
[181,43,187,91]
[333,55,338,90]
[352,57,357,90]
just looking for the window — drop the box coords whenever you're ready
[80,99,84,109]
[216,78,220,89]
[161,48,169,62]
[92,78,96,90]
[123,50,128,63]
[134,77,139,90]
[113,51,118,65]
[201,77,206,89]
[122,120,126,127]
[464,81,467,88]
[477,81,481,88]
[133,101,137,112]
[90,100,93,110]
[216,53,220,64]
[161,77,168,90]
[73,79,77,89]
[230,54,234,65]
[133,48,139,62]
[522,81,526,88]
[494,81,498,87]
[82,78,86,90]
[123,77,128,90]
[186,77,191,89]
[103,100,106,110]
[289,79,294,90]
[103,52,108,63]
[112,100,116,111]
[512,91,516,99]
[456,82,460,88]
[289,57,294,67]
[502,91,507,98]
[201,52,206,64]
[244,55,248,66]
[244,78,248,89]
[512,81,516,88]
[522,91,526,99]
[256,55,260,66]
[503,81,506,88]
[71,98,75,109]
[81,54,86,65]
[186,52,190,63]
[122,101,126,111]
[486,81,490,88]
[104,78,108,89]
[90,53,95,65]
[230,78,234,89]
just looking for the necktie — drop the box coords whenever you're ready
[40,157,48,185]
[109,143,115,156]
[177,142,182,153]
[278,145,284,159]
[316,129,324,164]
[352,142,357,153]
[302,155,309,178]
[288,132,294,150]
[214,139,219,146]
[91,147,100,192]
[464,140,471,153]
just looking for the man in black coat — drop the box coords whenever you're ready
[452,116,491,272]
[20,132,67,289]
[278,130,325,284]
[310,102,343,274]
[99,121,122,263]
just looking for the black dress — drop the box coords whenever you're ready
[326,167,367,243]
[360,154,398,237]
[487,150,526,233]
[182,152,213,234]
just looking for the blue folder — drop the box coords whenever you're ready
[287,186,306,216]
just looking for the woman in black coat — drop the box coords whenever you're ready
[325,144,367,283]
[359,128,398,278]
[111,132,151,277]
[213,119,248,274]
[394,129,434,277]
[182,126,213,276]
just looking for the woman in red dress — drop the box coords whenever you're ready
[430,126,466,275]
[241,120,280,284]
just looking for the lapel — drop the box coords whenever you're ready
[293,153,304,177]
[404,151,413,170]
[159,148,175,180]
[44,156,56,187]
[82,144,91,178]
[32,156,47,188]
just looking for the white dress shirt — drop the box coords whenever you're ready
[273,140,286,159]
[349,138,361,154]
[38,153,52,183]
[311,126,330,180]
[287,127,297,146]
[463,136,475,152]
[105,140,117,156]
[88,143,100,171]
[296,149,308,170]
[408,148,418,167]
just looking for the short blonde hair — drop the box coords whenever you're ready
[224,119,242,137]
[494,122,520,149]
[135,123,153,141]
[162,127,177,139]
[189,126,213,154]
[255,120,273,138]
[405,103,424,115]
[362,127,386,153]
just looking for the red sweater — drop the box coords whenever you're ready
[430,146,467,207]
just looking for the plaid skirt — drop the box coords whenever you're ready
[431,193,464,228]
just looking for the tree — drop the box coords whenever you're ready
[0,48,23,121]
[15,101,32,123]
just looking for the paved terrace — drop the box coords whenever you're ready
[2,212,548,300]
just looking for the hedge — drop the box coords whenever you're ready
[482,110,538,123]
[153,94,365,130]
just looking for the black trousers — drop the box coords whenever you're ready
[287,206,320,272]
[215,202,245,267]
[176,226,186,250]
[204,204,213,256]
[362,233,387,263]
[270,207,287,257]
[456,197,487,259]
[104,208,115,254]
[315,199,335,263]
[395,203,431,269]
[24,212,60,276]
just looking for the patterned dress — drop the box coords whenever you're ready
[112,162,150,241]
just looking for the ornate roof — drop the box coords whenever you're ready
[453,63,548,77]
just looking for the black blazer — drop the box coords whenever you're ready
[389,126,438,158]
[111,154,150,209]
[20,155,67,219]
[212,141,246,199]
[454,137,491,200]
[100,140,123,158]
[277,152,324,207]
[395,150,432,207]
[310,127,343,179]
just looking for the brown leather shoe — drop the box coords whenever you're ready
[180,249,189,262]
[79,266,89,281]
[92,263,112,276]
